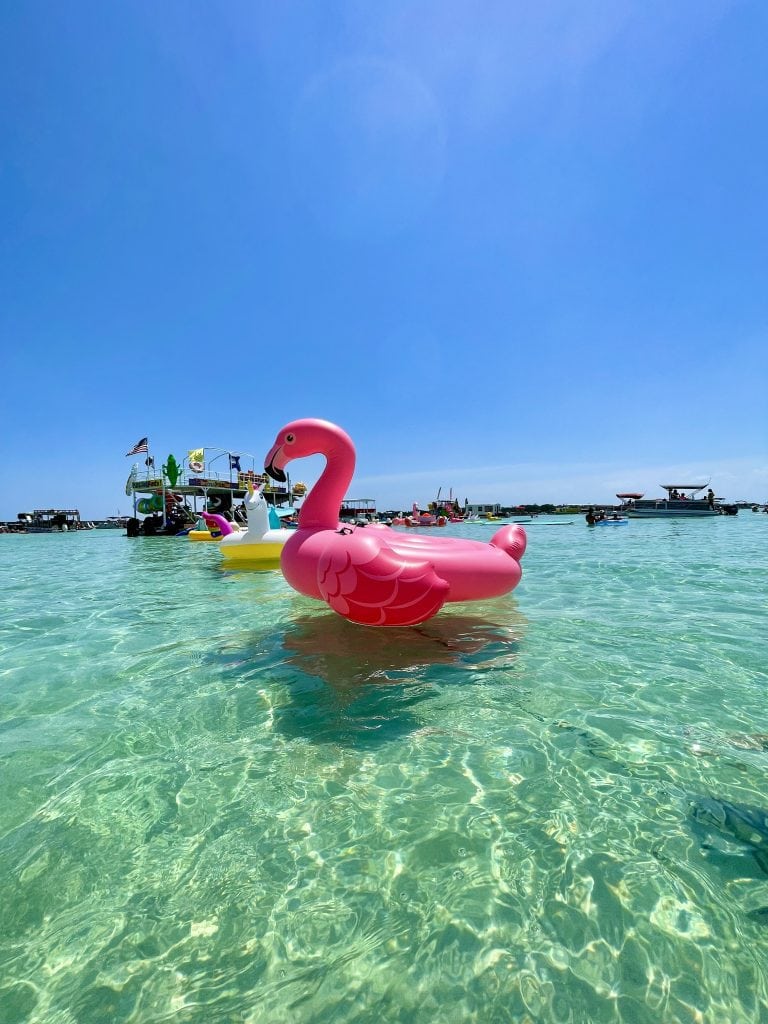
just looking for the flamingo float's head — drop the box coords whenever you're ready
[264,419,354,482]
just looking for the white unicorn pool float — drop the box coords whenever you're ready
[203,482,293,568]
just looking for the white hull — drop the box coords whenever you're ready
[626,507,717,519]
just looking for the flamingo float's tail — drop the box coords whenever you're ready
[489,524,527,562]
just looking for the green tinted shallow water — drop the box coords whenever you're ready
[1,516,767,1024]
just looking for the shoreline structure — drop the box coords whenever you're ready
[2,501,762,534]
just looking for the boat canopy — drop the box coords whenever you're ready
[616,492,644,499]
[660,484,706,493]
[339,497,377,516]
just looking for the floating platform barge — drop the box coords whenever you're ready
[124,450,303,536]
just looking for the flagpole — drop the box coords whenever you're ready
[161,447,167,530]
[125,437,150,523]
[144,440,165,529]
[142,440,163,528]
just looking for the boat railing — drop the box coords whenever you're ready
[130,469,274,491]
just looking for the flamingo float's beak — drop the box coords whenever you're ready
[265,442,287,483]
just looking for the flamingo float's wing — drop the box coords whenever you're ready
[317,532,450,626]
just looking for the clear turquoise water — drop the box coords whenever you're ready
[1,515,767,1024]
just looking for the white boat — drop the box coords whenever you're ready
[617,485,737,518]
[94,516,129,529]
[17,509,83,532]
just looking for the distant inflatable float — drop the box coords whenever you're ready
[138,491,184,516]
[187,515,237,542]
[205,483,292,567]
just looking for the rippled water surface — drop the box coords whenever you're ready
[2,515,768,1023]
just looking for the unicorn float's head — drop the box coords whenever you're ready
[245,480,287,535]
[244,481,270,537]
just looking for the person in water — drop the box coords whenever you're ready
[585,507,597,526]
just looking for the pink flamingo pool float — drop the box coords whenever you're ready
[264,419,526,627]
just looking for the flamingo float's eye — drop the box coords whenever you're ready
[285,433,296,444]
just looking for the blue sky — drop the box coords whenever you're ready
[1,0,766,518]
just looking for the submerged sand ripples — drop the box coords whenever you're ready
[1,519,768,1022]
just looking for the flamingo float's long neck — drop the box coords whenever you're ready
[298,434,355,530]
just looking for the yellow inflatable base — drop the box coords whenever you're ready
[188,530,222,542]
[220,542,285,568]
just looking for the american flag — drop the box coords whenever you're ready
[125,436,149,456]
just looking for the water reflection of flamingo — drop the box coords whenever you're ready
[275,606,527,745]
[283,604,526,684]
[264,419,527,627]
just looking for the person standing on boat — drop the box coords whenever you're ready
[707,488,715,510]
